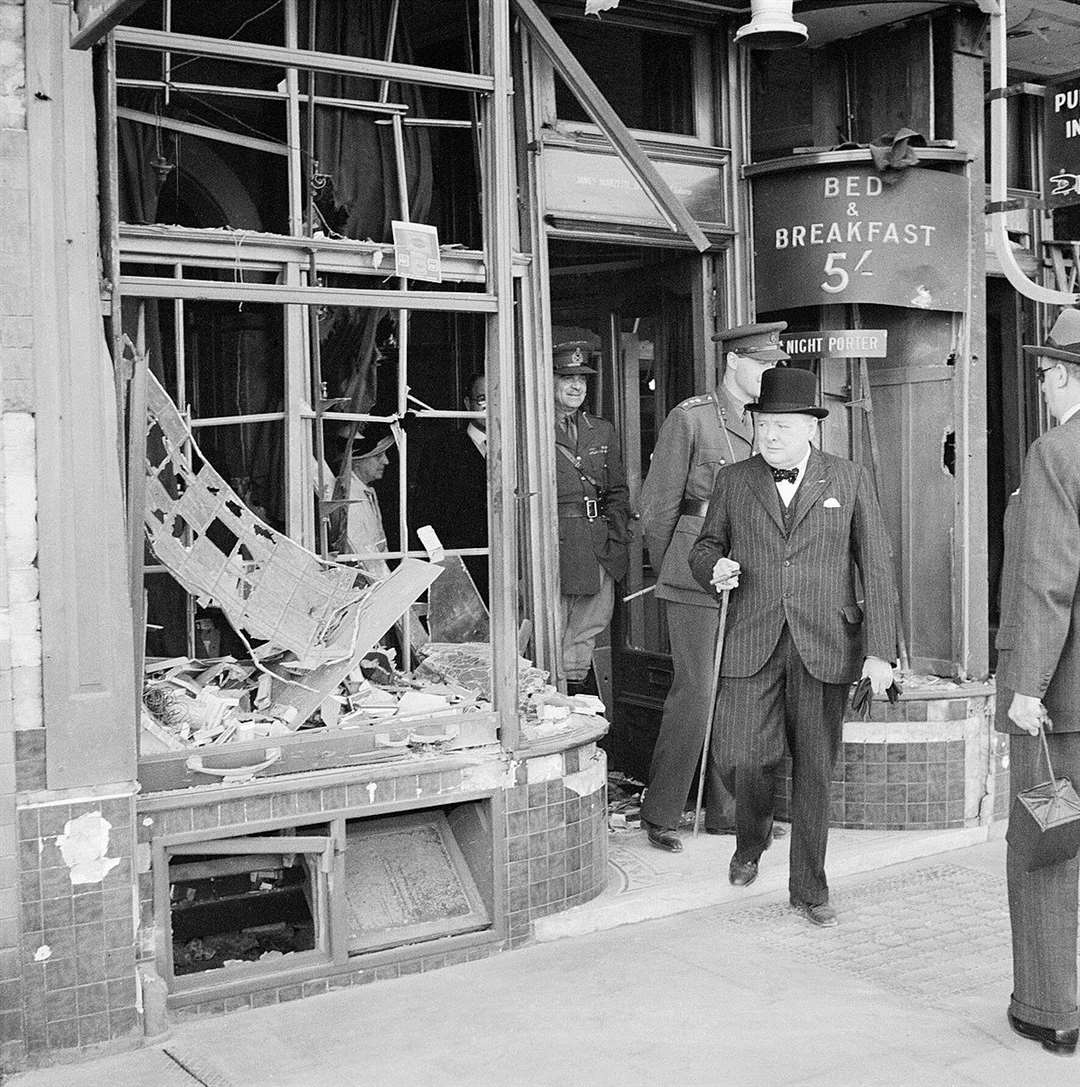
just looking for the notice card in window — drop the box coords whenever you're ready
[391,221,442,283]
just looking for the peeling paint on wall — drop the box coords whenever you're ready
[564,752,606,797]
[57,810,120,884]
[3,412,42,730]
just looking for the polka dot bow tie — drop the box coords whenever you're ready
[771,466,799,484]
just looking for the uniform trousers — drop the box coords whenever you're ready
[709,625,847,904]
[1006,728,1080,1031]
[640,601,735,831]
[559,572,614,682]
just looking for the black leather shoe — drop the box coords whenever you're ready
[1008,1011,1078,1055]
[728,857,758,886]
[705,824,736,836]
[790,896,838,927]
[644,822,682,853]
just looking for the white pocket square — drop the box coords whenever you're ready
[823,498,841,508]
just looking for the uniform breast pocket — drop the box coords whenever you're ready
[694,451,729,491]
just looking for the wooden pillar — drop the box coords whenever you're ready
[951,10,990,680]
[29,0,136,789]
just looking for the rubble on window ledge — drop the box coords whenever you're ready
[141,644,607,755]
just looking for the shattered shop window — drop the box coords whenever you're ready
[136,304,505,766]
[114,0,483,248]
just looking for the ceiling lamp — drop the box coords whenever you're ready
[734,0,808,50]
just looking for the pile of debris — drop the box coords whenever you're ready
[141,642,606,755]
[607,771,644,831]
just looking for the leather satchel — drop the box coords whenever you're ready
[1007,725,1080,872]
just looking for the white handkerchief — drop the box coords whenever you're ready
[823,497,841,508]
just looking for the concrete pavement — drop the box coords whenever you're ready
[9,829,1080,1087]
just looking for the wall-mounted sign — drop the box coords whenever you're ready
[752,166,967,312]
[1045,77,1080,209]
[543,144,729,231]
[781,329,888,359]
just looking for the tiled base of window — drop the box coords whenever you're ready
[774,693,1007,830]
[169,941,504,1022]
[145,741,608,1027]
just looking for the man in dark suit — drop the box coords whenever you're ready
[689,367,898,926]
[995,307,1080,1056]
[638,322,789,851]
[553,341,631,693]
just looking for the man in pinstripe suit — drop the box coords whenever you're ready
[995,308,1080,1056]
[689,367,898,927]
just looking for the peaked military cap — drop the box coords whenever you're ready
[713,320,790,362]
[1023,308,1080,366]
[552,340,596,375]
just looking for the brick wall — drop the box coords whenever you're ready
[0,0,32,1071]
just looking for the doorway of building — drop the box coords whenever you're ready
[985,277,1042,668]
[547,240,704,781]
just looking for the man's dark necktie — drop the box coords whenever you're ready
[771,466,799,484]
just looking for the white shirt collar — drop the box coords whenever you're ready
[467,422,487,456]
[1060,402,1080,425]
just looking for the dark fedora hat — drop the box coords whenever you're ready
[1023,308,1080,365]
[746,366,828,419]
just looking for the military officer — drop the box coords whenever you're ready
[638,321,790,852]
[553,341,631,693]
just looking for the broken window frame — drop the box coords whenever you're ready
[101,0,523,761]
[511,0,710,253]
[158,823,340,991]
[154,793,500,995]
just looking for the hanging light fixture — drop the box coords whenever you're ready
[734,0,808,50]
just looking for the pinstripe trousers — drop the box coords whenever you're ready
[1006,729,1080,1031]
[708,625,847,904]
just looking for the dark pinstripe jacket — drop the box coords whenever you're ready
[688,447,898,684]
[995,413,1080,734]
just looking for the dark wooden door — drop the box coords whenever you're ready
[549,247,698,781]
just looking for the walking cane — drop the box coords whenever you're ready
[693,588,730,837]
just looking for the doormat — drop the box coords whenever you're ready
[344,810,489,954]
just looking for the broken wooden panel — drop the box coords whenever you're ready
[343,810,489,955]
[145,372,367,668]
[264,558,443,726]
[71,0,149,49]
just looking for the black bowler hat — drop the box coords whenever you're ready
[349,424,395,459]
[713,320,790,361]
[1023,308,1080,366]
[746,367,828,419]
[552,340,596,376]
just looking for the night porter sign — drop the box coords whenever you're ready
[752,165,967,312]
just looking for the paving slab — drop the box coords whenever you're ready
[534,821,994,940]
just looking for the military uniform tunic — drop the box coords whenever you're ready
[640,386,753,608]
[555,410,630,595]
[555,410,630,681]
